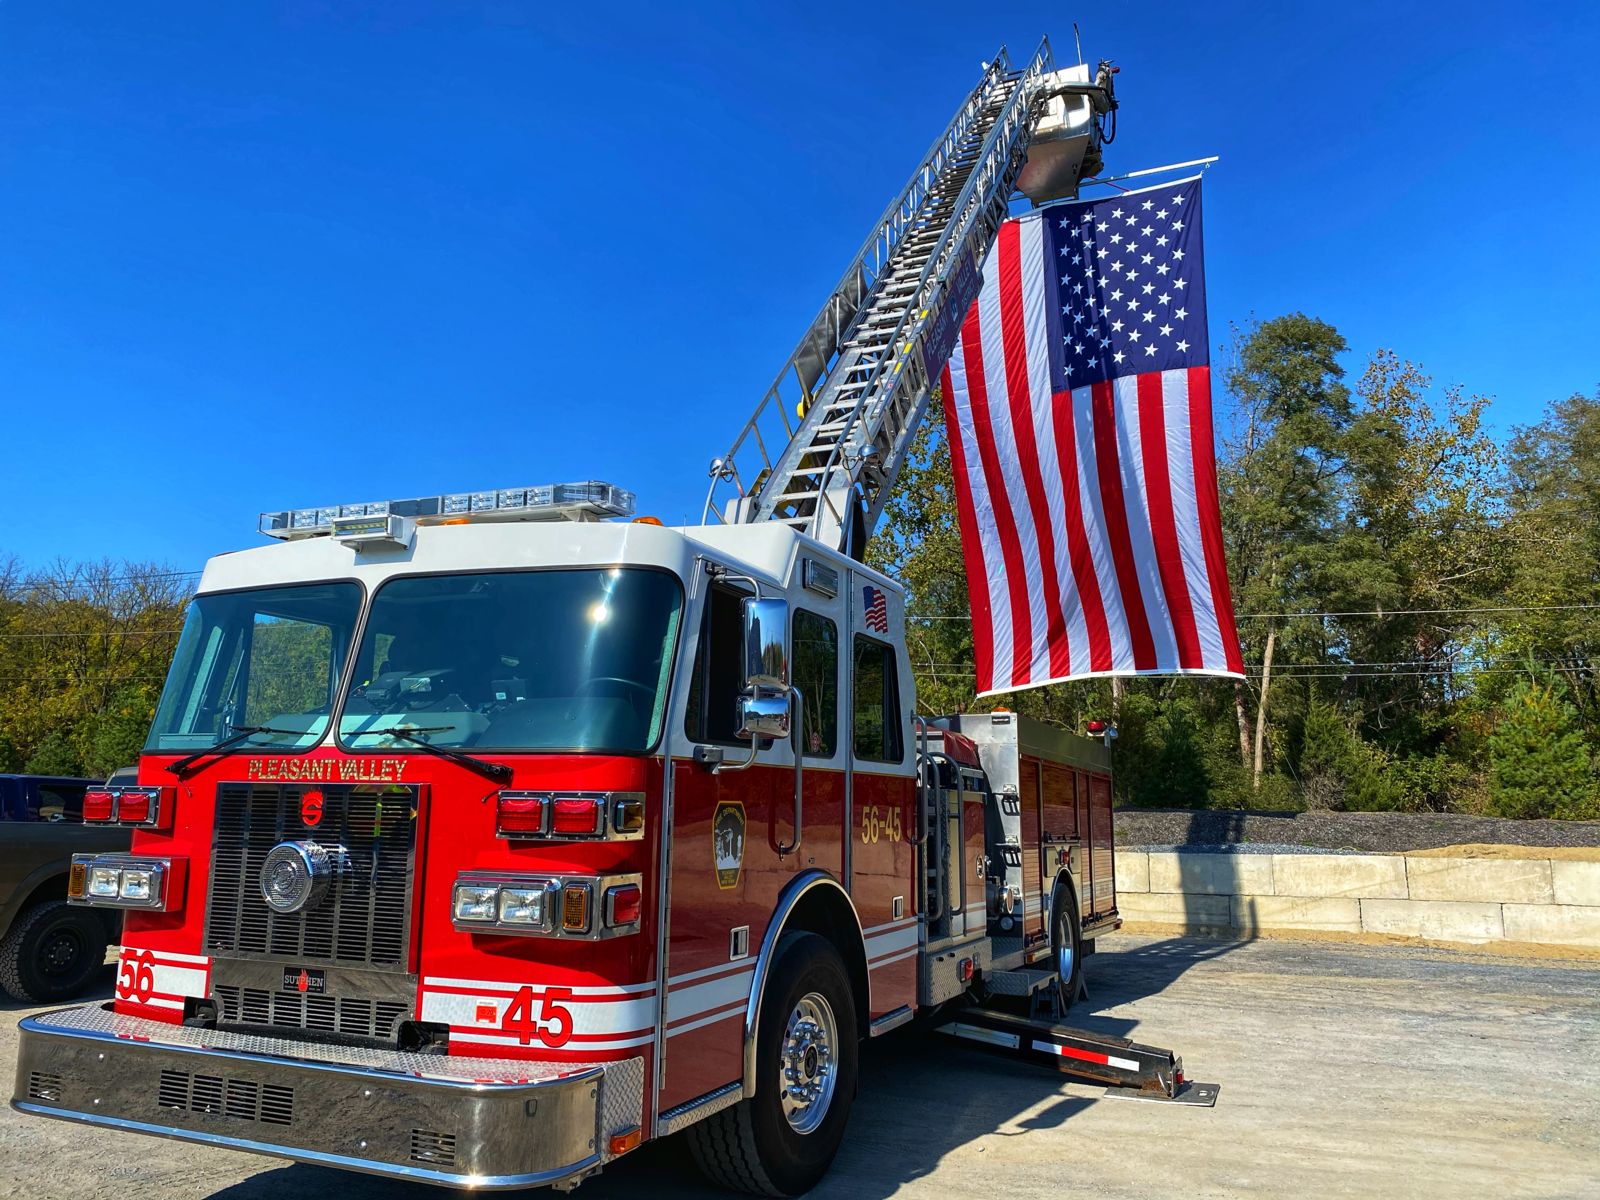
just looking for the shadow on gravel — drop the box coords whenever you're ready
[194,945,1205,1200]
[198,1035,1098,1200]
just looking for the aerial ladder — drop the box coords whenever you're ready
[704,38,1118,557]
[707,40,1217,1105]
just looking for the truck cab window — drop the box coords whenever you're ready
[792,610,838,758]
[853,636,903,763]
[685,582,750,745]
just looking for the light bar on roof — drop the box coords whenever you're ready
[259,481,637,541]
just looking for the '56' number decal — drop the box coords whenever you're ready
[860,805,903,844]
[116,949,157,1003]
[501,985,574,1047]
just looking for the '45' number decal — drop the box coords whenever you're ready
[860,805,904,844]
[116,949,156,1004]
[501,986,575,1048]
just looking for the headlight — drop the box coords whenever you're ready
[453,884,499,922]
[452,873,637,939]
[69,855,182,911]
[497,886,552,929]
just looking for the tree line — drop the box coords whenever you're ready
[3,314,1598,818]
[872,314,1600,819]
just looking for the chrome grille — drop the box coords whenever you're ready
[158,1068,294,1126]
[205,783,417,970]
[214,984,408,1041]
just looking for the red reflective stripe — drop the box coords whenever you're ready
[1090,381,1157,669]
[996,222,1069,678]
[1187,366,1244,673]
[1051,388,1114,671]
[961,304,1034,687]
[941,362,995,690]
[1137,372,1202,668]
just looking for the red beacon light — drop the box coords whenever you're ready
[116,790,153,824]
[496,792,548,838]
[550,796,603,837]
[82,790,116,823]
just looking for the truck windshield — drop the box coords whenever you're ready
[338,568,682,754]
[146,583,362,753]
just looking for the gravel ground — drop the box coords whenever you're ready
[1115,807,1600,852]
[5,935,1598,1199]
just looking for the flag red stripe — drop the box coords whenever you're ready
[1187,365,1244,674]
[961,304,1034,685]
[1050,389,1114,671]
[997,223,1070,678]
[941,364,996,688]
[1090,380,1157,670]
[1136,373,1203,668]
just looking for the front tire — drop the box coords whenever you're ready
[1052,880,1083,1010]
[688,932,859,1196]
[0,900,109,1003]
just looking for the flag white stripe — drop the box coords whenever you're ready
[1074,385,1136,671]
[949,333,1016,686]
[975,255,1050,680]
[1163,370,1228,665]
[1113,374,1179,667]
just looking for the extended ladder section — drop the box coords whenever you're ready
[703,42,1058,553]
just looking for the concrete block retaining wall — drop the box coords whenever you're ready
[1115,850,1600,953]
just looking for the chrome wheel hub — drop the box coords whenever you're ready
[1057,911,1075,983]
[778,992,838,1135]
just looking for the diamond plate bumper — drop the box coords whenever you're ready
[11,1004,644,1190]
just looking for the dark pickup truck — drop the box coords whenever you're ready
[0,775,130,1003]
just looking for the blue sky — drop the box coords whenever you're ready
[3,1,1597,572]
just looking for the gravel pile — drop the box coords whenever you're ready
[1113,808,1600,853]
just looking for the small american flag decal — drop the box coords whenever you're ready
[863,585,889,634]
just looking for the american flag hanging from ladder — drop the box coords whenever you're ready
[937,177,1244,696]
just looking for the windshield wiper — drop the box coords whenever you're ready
[356,725,512,784]
[166,725,309,777]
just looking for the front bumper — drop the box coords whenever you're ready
[12,1004,644,1190]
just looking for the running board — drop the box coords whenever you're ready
[934,1007,1219,1105]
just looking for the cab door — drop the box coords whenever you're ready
[658,569,844,1114]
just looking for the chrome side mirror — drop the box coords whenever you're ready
[737,693,791,741]
[741,597,790,691]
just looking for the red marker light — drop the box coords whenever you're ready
[496,792,546,837]
[83,790,116,823]
[551,796,602,836]
[117,790,152,824]
[605,884,643,928]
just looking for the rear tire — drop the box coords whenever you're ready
[1051,881,1083,1010]
[0,900,109,1004]
[688,932,858,1196]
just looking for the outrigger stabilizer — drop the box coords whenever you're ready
[935,1007,1220,1106]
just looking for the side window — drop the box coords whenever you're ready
[792,610,838,758]
[685,583,750,745]
[852,637,904,763]
[35,784,86,822]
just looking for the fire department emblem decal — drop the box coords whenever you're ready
[714,800,745,891]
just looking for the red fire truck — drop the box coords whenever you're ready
[13,39,1202,1197]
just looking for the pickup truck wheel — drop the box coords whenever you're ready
[0,900,108,1004]
[687,932,858,1196]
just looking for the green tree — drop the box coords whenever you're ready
[1220,315,1353,789]
[1484,676,1597,819]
